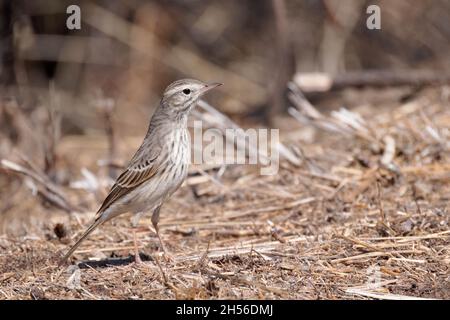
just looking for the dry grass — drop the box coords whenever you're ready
[0,86,449,300]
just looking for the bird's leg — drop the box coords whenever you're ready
[131,212,146,264]
[151,205,168,255]
[132,228,142,264]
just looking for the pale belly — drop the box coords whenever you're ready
[126,167,187,213]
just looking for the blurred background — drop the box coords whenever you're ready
[0,0,449,234]
[2,0,449,122]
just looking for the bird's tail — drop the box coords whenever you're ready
[59,217,104,266]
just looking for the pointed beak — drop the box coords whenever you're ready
[199,82,223,95]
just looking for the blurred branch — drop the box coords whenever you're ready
[320,0,366,74]
[18,35,122,65]
[0,158,77,213]
[44,82,62,175]
[288,81,379,145]
[0,0,15,86]
[268,0,295,122]
[196,100,301,167]
[95,96,118,179]
[294,70,450,93]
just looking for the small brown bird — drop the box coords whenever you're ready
[61,79,221,264]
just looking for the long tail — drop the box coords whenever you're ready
[59,217,104,265]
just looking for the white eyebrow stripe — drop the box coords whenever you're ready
[165,87,180,96]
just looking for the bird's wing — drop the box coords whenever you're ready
[96,140,163,215]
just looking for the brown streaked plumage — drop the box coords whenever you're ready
[60,79,221,264]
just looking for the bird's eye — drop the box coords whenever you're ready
[182,88,191,95]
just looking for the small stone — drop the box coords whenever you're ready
[54,223,67,239]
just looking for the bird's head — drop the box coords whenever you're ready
[161,79,222,116]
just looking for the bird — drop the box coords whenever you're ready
[60,79,222,264]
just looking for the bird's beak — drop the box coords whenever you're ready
[199,82,223,95]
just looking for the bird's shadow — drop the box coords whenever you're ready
[76,253,153,269]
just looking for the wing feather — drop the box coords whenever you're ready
[96,139,162,215]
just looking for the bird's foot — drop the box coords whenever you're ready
[155,250,175,263]
[134,253,143,264]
